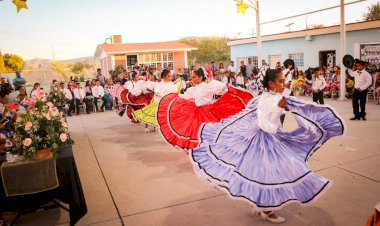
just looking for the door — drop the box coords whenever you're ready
[127,55,137,67]
[319,51,336,68]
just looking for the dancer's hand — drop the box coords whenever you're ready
[278,97,287,108]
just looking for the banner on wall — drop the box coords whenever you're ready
[360,43,380,65]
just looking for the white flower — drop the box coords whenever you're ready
[16,117,22,123]
[46,102,54,108]
[43,112,51,120]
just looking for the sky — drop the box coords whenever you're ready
[0,0,378,60]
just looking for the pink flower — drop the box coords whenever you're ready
[46,102,54,108]
[16,117,22,123]
[50,108,59,117]
[24,122,33,131]
[59,133,68,142]
[43,112,51,120]
[23,138,32,147]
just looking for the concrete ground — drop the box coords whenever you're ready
[14,97,380,226]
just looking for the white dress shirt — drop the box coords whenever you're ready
[63,88,73,100]
[348,69,373,90]
[92,85,105,98]
[179,80,228,106]
[311,75,327,92]
[73,88,85,100]
[123,81,144,96]
[258,92,284,134]
[236,75,245,85]
[246,63,255,77]
[227,65,239,74]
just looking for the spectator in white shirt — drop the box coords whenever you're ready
[236,72,245,89]
[73,82,85,115]
[311,68,326,105]
[227,61,239,76]
[348,61,373,120]
[92,79,106,112]
[246,58,255,79]
[60,82,74,116]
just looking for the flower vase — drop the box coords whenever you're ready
[33,148,53,160]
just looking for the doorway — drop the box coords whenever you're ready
[127,55,137,67]
[319,50,336,68]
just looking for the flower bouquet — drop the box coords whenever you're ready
[13,100,74,160]
[46,86,69,108]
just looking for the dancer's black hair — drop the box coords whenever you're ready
[262,69,281,89]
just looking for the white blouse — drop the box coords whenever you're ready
[123,81,144,96]
[257,91,284,134]
[152,81,178,99]
[179,80,228,106]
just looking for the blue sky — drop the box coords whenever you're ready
[0,0,378,60]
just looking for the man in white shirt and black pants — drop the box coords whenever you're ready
[348,60,373,120]
[311,67,326,105]
[73,82,85,115]
[92,79,106,112]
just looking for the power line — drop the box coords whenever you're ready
[260,0,367,25]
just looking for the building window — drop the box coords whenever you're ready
[236,56,258,67]
[268,54,281,69]
[288,53,304,67]
[137,52,174,69]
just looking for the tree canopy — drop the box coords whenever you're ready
[0,52,6,73]
[363,2,380,21]
[179,37,231,65]
[3,53,25,72]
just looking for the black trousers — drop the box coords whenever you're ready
[352,89,368,118]
[68,99,75,114]
[313,91,324,105]
[93,97,106,111]
[74,99,81,114]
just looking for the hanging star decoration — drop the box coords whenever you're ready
[12,0,28,13]
[236,0,248,15]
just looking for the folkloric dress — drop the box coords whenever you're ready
[132,81,178,126]
[157,80,253,151]
[191,91,345,211]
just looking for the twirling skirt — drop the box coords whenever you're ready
[191,97,345,211]
[132,100,158,126]
[157,85,253,150]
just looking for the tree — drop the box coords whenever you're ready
[71,62,84,76]
[179,37,231,64]
[52,61,70,81]
[363,2,380,21]
[310,24,324,29]
[0,52,6,73]
[3,53,25,72]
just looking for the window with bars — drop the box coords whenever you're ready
[268,54,281,69]
[236,56,258,67]
[137,52,174,69]
[288,53,304,67]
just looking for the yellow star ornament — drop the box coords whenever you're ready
[13,0,28,13]
[236,0,248,15]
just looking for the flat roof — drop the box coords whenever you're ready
[228,19,380,46]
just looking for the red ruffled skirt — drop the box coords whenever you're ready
[119,90,154,123]
[157,85,253,150]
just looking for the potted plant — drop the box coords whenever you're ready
[46,85,69,111]
[13,94,74,160]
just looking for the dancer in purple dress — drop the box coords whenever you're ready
[191,69,345,223]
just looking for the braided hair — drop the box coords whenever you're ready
[262,69,281,90]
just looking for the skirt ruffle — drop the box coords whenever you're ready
[191,97,345,210]
[157,85,253,150]
[132,101,158,126]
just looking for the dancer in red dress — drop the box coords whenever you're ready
[111,72,153,124]
[157,68,253,151]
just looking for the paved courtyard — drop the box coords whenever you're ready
[15,97,380,226]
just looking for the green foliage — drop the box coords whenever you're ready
[114,65,125,75]
[310,24,324,29]
[3,53,25,72]
[0,52,6,73]
[79,75,85,82]
[179,37,231,64]
[363,2,380,21]
[71,62,84,75]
